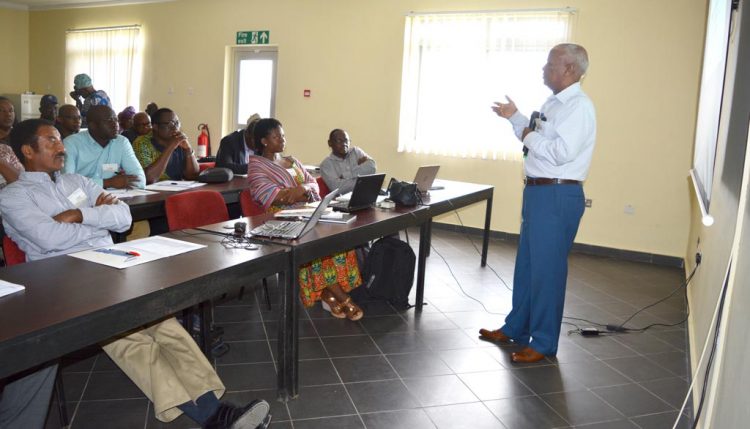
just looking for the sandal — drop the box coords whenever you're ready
[340,297,364,321]
[320,289,347,319]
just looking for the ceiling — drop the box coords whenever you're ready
[0,0,172,11]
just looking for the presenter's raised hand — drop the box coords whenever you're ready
[492,96,518,119]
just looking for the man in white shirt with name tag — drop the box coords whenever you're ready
[480,43,596,364]
[0,119,270,429]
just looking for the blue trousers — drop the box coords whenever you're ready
[501,183,585,356]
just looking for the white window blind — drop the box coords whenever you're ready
[65,25,142,113]
[398,10,573,160]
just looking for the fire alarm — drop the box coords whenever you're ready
[303,89,311,97]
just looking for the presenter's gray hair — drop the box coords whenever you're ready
[556,43,589,77]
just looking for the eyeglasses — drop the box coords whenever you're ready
[60,115,82,120]
[155,120,180,129]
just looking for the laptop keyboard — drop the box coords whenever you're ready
[250,220,304,238]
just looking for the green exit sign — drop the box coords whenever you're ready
[236,31,270,45]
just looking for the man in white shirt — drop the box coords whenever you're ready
[319,129,376,194]
[0,119,271,429]
[480,44,596,363]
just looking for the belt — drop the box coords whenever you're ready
[524,177,581,186]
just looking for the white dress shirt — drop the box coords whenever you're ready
[508,82,596,181]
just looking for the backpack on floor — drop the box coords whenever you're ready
[356,236,416,310]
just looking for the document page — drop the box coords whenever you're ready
[68,236,206,269]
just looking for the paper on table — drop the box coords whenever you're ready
[145,181,207,192]
[108,188,158,199]
[68,236,206,269]
[0,279,25,298]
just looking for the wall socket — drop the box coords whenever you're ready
[624,204,635,215]
[584,199,592,208]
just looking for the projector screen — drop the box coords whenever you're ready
[692,0,733,211]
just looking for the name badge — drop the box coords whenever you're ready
[67,188,88,208]
[102,163,119,173]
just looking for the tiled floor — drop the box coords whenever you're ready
[48,228,693,428]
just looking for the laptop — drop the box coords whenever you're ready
[413,165,441,193]
[329,173,386,212]
[249,189,339,239]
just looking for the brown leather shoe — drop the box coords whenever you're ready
[511,347,546,363]
[479,328,511,343]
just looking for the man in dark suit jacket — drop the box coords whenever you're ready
[215,114,260,174]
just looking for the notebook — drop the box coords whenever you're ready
[249,189,339,239]
[330,173,386,213]
[413,165,440,193]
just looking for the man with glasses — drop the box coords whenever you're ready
[319,128,376,194]
[55,104,82,140]
[63,105,145,189]
[133,108,199,184]
[122,111,152,143]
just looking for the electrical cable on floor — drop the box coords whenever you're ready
[562,262,698,336]
[447,202,513,291]
[429,243,507,316]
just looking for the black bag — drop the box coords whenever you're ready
[357,236,416,310]
[387,178,421,206]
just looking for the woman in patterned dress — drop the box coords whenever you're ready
[246,118,363,321]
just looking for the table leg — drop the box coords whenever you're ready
[276,253,299,401]
[481,194,493,267]
[415,221,429,311]
[425,219,432,257]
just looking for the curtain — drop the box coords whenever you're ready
[65,26,142,114]
[398,11,572,160]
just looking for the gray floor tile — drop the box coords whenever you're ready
[423,402,504,429]
[292,415,364,428]
[559,360,631,388]
[371,331,431,353]
[603,356,677,382]
[73,399,149,429]
[331,355,398,383]
[458,370,532,401]
[485,395,568,429]
[402,374,478,407]
[299,358,339,386]
[510,365,586,395]
[541,390,623,426]
[321,335,380,358]
[592,383,673,417]
[387,352,453,378]
[286,384,356,420]
[630,411,690,429]
[216,362,277,390]
[437,349,504,373]
[360,409,436,429]
[346,379,420,413]
[638,377,690,409]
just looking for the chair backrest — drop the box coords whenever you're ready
[2,236,26,266]
[316,176,330,198]
[239,190,265,216]
[198,161,216,172]
[164,190,229,231]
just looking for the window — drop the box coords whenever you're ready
[398,10,573,160]
[65,25,142,113]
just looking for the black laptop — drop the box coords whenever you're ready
[329,173,386,212]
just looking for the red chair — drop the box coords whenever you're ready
[2,235,26,266]
[164,190,229,231]
[165,190,272,310]
[1,235,69,427]
[198,162,216,172]
[240,189,264,216]
[316,176,330,198]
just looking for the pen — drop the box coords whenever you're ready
[94,248,140,258]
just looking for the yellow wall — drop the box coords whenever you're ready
[23,0,708,257]
[1,7,29,94]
